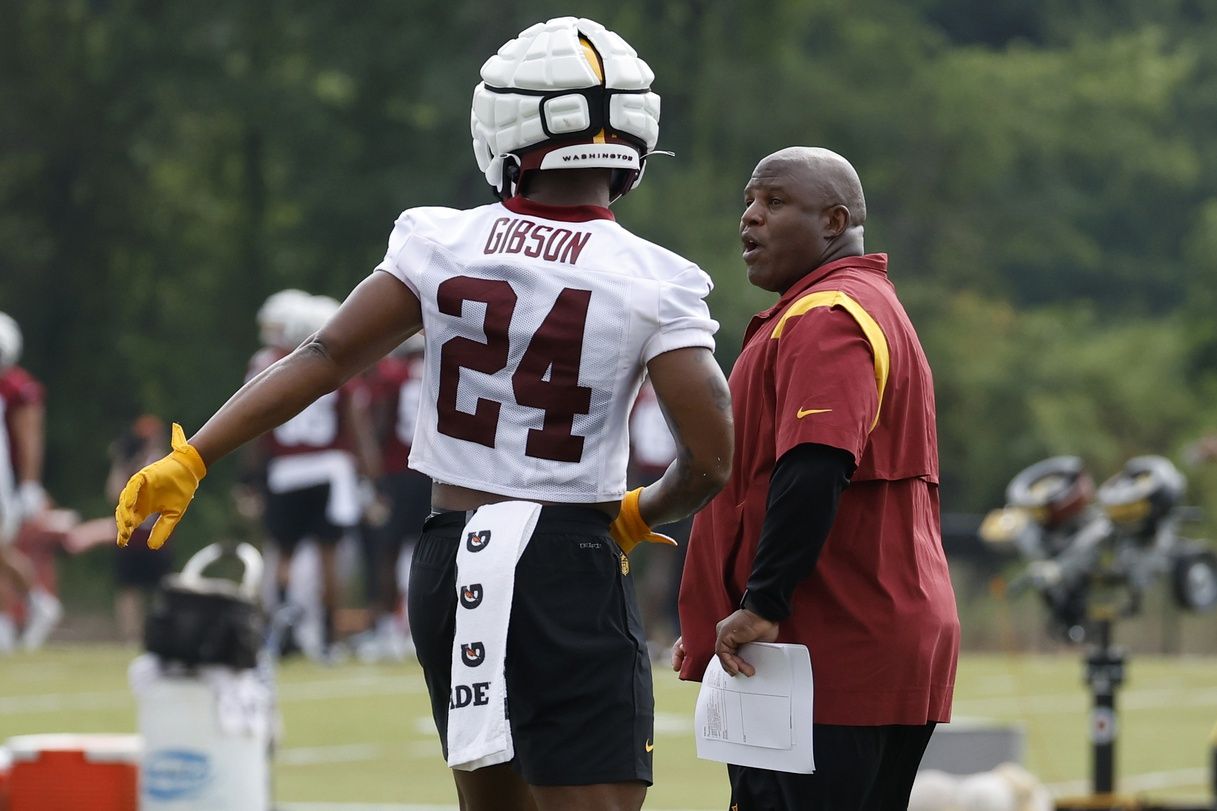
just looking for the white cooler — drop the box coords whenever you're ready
[132,542,274,811]
[134,662,272,811]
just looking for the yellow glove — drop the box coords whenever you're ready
[610,487,677,556]
[115,423,207,549]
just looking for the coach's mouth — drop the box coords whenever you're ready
[741,235,762,263]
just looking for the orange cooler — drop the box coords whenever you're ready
[6,734,140,811]
[0,745,10,811]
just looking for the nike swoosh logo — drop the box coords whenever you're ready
[644,740,655,752]
[796,407,832,419]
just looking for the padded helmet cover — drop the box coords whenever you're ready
[0,312,21,370]
[471,17,661,199]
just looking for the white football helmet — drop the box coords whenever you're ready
[257,289,311,350]
[471,16,663,201]
[0,312,22,371]
[283,295,340,349]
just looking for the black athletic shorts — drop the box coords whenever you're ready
[408,506,654,787]
[114,524,174,589]
[727,722,936,811]
[381,470,432,551]
[264,483,344,554]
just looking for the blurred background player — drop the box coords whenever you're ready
[238,289,313,625]
[627,379,691,658]
[249,288,311,384]
[354,333,428,662]
[244,293,379,660]
[0,310,62,651]
[105,415,175,645]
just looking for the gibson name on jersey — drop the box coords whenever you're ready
[483,217,592,265]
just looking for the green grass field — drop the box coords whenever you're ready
[2,646,1214,809]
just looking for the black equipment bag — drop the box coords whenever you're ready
[144,543,264,670]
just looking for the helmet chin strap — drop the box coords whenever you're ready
[486,153,522,201]
[610,150,674,202]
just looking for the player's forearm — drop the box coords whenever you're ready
[640,347,734,527]
[189,339,348,467]
[639,449,730,528]
[190,274,422,468]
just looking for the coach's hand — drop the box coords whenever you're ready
[714,609,779,677]
[610,487,677,556]
[671,636,687,672]
[115,423,207,550]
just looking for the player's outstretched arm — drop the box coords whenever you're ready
[191,272,422,464]
[116,272,421,547]
[637,346,733,527]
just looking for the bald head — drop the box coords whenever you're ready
[756,147,867,227]
[740,146,868,291]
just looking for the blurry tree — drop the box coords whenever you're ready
[925,292,1206,510]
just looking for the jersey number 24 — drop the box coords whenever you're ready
[436,276,592,464]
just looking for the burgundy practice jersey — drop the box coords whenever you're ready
[365,353,425,474]
[375,195,717,503]
[246,346,362,460]
[0,365,43,541]
[628,380,677,481]
[245,345,365,529]
[0,365,43,478]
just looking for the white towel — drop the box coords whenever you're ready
[265,449,361,526]
[446,501,542,771]
[128,654,276,740]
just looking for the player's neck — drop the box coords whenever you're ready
[523,169,612,209]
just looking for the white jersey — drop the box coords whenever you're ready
[0,397,15,543]
[375,195,717,503]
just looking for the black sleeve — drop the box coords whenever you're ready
[741,442,855,622]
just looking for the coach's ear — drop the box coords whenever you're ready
[610,487,678,556]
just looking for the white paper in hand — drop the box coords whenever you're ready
[694,642,814,774]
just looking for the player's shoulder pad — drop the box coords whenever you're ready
[611,229,713,290]
[393,204,466,232]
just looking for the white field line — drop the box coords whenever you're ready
[0,673,420,716]
[1047,766,1208,795]
[281,805,457,811]
[952,685,1217,716]
[410,711,690,738]
[0,689,132,715]
[281,806,717,811]
[276,767,1211,811]
[951,692,1082,715]
[277,674,424,702]
[278,743,385,766]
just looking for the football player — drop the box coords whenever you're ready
[253,293,379,660]
[627,380,691,656]
[115,17,732,811]
[0,311,62,651]
[355,332,428,662]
